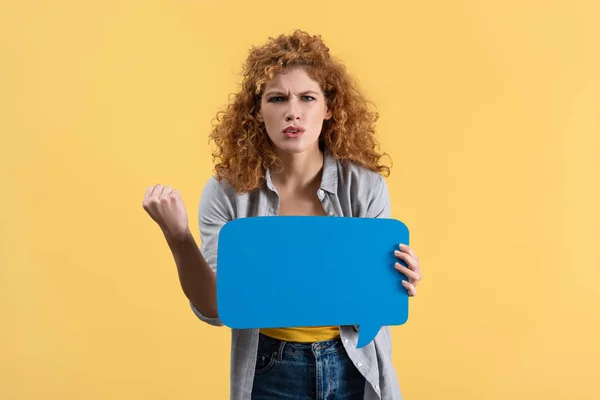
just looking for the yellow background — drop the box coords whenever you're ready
[1,0,599,399]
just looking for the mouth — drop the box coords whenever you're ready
[282,126,305,138]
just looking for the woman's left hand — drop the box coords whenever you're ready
[394,244,422,297]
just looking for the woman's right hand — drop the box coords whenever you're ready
[142,184,190,240]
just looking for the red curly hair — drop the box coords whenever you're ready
[208,29,392,194]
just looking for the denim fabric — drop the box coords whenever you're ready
[251,333,366,400]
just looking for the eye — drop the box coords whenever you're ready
[302,96,315,101]
[267,96,284,102]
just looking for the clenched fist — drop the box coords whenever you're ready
[143,184,190,240]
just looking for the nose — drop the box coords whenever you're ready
[284,98,301,122]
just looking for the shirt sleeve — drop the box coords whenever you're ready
[364,172,392,219]
[352,172,393,333]
[189,176,232,327]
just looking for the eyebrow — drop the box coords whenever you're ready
[264,90,320,97]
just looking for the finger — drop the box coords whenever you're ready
[151,184,164,197]
[394,250,418,271]
[394,250,423,281]
[402,280,417,297]
[395,262,420,284]
[171,189,182,203]
[399,243,419,262]
[143,185,154,207]
[161,185,174,197]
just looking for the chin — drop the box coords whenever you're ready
[269,136,317,153]
[273,142,319,155]
[277,146,309,154]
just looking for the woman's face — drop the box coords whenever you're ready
[258,67,332,155]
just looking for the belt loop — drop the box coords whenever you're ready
[275,339,286,361]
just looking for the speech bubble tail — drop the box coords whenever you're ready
[356,324,381,348]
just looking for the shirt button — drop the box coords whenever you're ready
[375,384,379,391]
[356,362,363,367]
[317,189,325,200]
[344,338,349,344]
[328,211,334,216]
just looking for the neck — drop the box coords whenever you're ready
[270,146,324,194]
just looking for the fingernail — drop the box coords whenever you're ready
[394,250,401,255]
[399,243,406,248]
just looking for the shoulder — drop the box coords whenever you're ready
[334,158,391,218]
[201,174,237,201]
[337,158,388,196]
[199,175,238,221]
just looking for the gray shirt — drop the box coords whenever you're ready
[190,148,403,400]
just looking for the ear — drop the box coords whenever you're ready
[324,107,333,121]
[257,110,263,123]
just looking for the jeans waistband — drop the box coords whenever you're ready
[258,332,345,357]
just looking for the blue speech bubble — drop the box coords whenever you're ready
[216,216,410,348]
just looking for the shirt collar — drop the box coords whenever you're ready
[265,147,338,194]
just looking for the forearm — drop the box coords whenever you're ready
[164,230,219,318]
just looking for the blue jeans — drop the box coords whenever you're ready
[251,333,366,399]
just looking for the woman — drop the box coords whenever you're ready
[143,30,422,400]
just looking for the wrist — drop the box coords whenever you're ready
[164,228,193,244]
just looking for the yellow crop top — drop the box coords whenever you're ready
[260,326,340,342]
